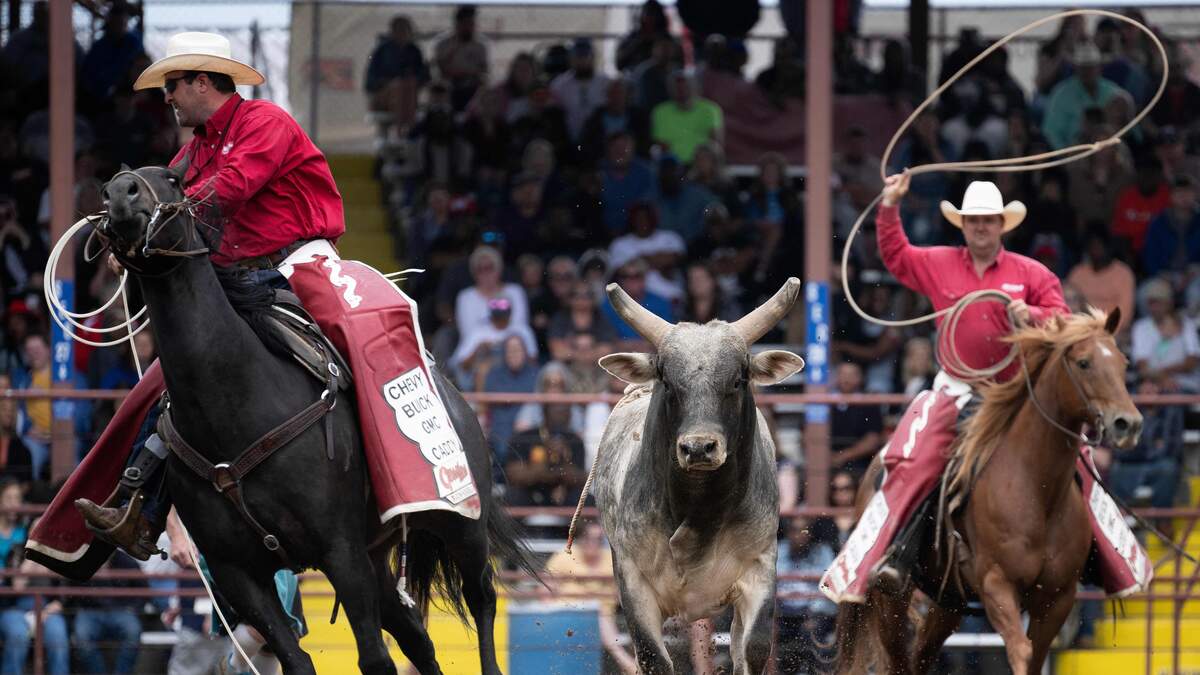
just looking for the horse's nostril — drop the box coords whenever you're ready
[1114,417,1130,432]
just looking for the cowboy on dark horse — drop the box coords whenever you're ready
[43,32,478,565]
[820,171,1152,603]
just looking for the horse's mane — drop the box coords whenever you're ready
[947,308,1110,498]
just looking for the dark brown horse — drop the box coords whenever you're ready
[837,308,1142,675]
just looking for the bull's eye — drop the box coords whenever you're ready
[1078,358,1091,371]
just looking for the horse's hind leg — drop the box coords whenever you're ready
[205,559,316,675]
[322,546,398,675]
[370,548,441,675]
[912,602,961,674]
[1026,585,1077,672]
[442,520,502,675]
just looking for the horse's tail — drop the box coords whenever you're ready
[401,503,542,627]
[403,529,465,624]
[834,600,873,674]
[484,498,543,587]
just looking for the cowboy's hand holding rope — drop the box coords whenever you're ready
[1008,299,1032,327]
[881,171,911,207]
[106,253,124,277]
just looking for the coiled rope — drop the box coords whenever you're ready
[45,222,263,674]
[841,8,1168,381]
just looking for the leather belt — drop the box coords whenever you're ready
[234,239,317,271]
[156,340,341,568]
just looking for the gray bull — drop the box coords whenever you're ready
[593,278,805,674]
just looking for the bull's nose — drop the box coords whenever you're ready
[678,437,717,459]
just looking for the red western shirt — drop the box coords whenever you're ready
[876,204,1069,381]
[170,94,345,265]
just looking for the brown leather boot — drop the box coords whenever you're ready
[75,490,165,561]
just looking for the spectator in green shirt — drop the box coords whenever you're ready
[651,69,723,163]
[1042,43,1125,150]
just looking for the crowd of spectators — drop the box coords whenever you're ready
[2,0,1200,668]
[362,4,1200,665]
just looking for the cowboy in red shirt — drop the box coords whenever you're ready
[820,173,1076,602]
[69,33,479,563]
[72,32,347,555]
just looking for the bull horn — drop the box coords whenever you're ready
[606,282,672,348]
[732,277,802,345]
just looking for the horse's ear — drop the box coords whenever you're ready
[1104,306,1121,335]
[119,163,131,173]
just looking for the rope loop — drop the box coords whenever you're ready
[844,9,1168,382]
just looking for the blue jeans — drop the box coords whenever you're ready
[1,606,69,675]
[73,608,141,674]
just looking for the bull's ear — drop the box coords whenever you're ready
[599,353,655,384]
[750,350,805,385]
[1105,306,1121,335]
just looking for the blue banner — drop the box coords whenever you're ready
[50,279,74,420]
[805,281,829,386]
[805,280,830,424]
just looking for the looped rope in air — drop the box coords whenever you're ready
[842,8,1169,381]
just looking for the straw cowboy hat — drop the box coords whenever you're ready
[939,180,1026,233]
[133,32,264,91]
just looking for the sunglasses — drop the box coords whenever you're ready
[163,73,198,94]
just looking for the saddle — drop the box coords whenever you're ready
[260,290,353,391]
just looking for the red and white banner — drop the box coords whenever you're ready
[282,241,481,521]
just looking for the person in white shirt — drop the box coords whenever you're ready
[455,245,531,348]
[608,201,685,302]
[550,38,610,142]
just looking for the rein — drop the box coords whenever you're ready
[1017,341,1106,448]
[1005,337,1197,564]
[95,168,211,276]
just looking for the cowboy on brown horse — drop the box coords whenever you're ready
[820,172,1152,604]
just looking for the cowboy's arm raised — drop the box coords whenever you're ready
[182,111,292,215]
[876,171,935,295]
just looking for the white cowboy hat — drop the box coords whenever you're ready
[939,180,1026,233]
[133,32,265,91]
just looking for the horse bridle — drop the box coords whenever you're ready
[95,168,211,274]
[1018,340,1107,448]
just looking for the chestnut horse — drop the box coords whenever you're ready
[837,308,1142,675]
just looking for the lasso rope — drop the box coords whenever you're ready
[842,8,1168,381]
[565,10,1170,550]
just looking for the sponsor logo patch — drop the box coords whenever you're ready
[383,367,477,504]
